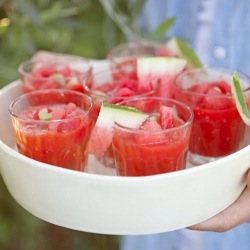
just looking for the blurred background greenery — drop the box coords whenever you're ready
[0,0,173,88]
[0,0,127,89]
[0,0,172,249]
[0,1,124,249]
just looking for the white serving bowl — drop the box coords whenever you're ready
[0,80,250,235]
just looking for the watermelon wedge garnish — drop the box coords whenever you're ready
[231,71,250,125]
[137,57,187,98]
[86,103,149,157]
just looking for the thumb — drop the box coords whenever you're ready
[188,168,250,232]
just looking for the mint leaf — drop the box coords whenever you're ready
[175,38,203,68]
[152,17,176,36]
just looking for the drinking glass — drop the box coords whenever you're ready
[107,41,169,80]
[83,68,160,120]
[113,97,194,176]
[18,55,93,93]
[174,68,250,165]
[9,89,95,172]
[83,68,160,168]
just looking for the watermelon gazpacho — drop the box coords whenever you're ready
[107,41,170,80]
[86,103,149,168]
[87,97,193,176]
[83,69,160,121]
[174,68,250,164]
[9,90,94,171]
[83,57,187,121]
[18,57,92,93]
[107,39,200,81]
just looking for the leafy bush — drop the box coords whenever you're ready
[0,1,127,249]
[0,0,127,88]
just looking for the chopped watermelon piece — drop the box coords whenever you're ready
[118,78,137,91]
[114,87,135,98]
[57,117,81,132]
[189,81,233,109]
[12,101,94,171]
[21,62,91,93]
[159,105,174,129]
[37,65,57,77]
[140,119,162,131]
[213,80,231,94]
[135,119,166,144]
[59,66,72,77]
[111,101,192,176]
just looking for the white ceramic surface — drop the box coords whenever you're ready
[0,79,250,235]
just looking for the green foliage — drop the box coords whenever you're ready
[151,17,176,40]
[0,1,127,249]
[175,38,202,68]
[0,0,126,88]
[0,0,177,88]
[0,1,177,249]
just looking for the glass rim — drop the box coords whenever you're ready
[108,40,165,53]
[9,89,94,123]
[82,69,160,98]
[174,67,250,96]
[114,96,194,133]
[107,40,165,62]
[18,56,93,78]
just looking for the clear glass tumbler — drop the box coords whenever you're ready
[174,68,250,165]
[9,89,95,171]
[113,96,193,176]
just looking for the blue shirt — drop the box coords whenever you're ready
[136,0,250,75]
[121,0,250,249]
[121,223,250,250]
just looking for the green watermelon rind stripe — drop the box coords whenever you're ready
[232,71,250,124]
[103,103,145,115]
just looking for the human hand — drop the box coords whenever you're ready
[188,169,250,232]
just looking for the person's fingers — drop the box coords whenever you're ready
[188,169,250,232]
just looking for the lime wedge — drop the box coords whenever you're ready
[231,71,250,125]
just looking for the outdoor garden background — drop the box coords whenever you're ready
[0,0,173,249]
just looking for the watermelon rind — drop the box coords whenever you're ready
[137,56,187,98]
[231,71,250,125]
[97,103,149,128]
[86,103,149,157]
[137,56,187,76]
